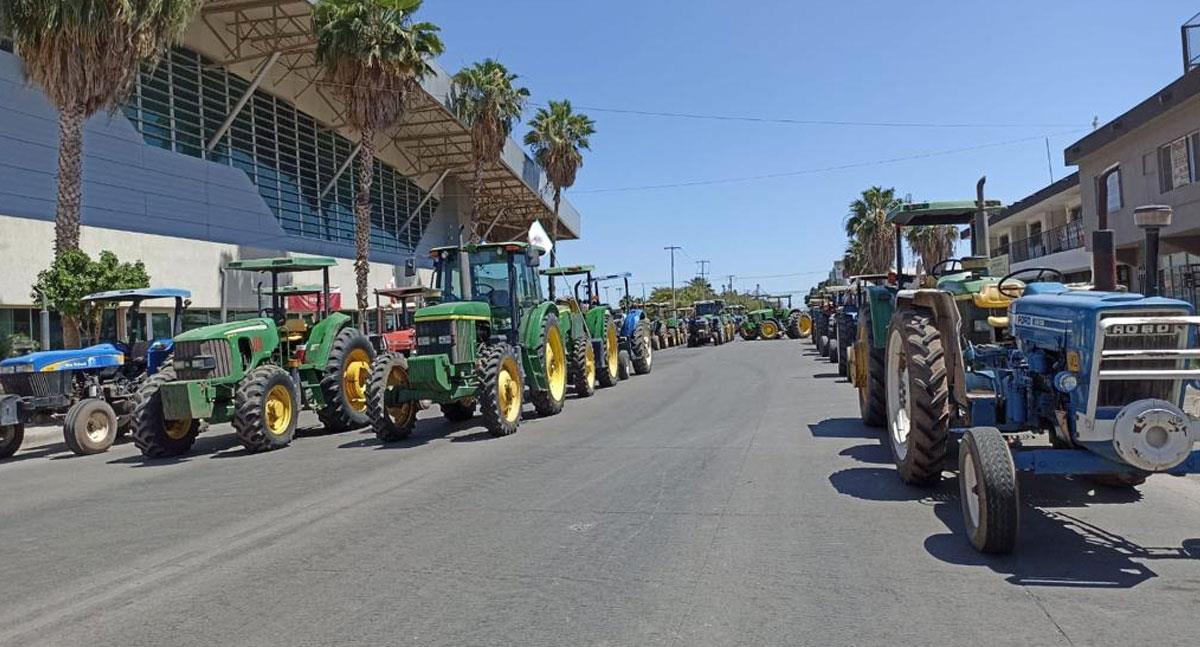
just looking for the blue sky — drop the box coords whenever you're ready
[423,1,1199,297]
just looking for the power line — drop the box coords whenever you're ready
[575,129,1085,194]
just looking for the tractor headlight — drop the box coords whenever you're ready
[183,355,217,372]
[1,364,33,374]
[1053,371,1079,393]
[437,334,453,345]
[417,336,433,346]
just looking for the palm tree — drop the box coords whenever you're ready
[313,0,443,315]
[1,0,202,256]
[845,186,902,274]
[842,239,867,275]
[905,225,960,277]
[450,59,529,239]
[524,100,595,267]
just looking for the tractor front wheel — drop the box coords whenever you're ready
[959,426,1019,554]
[0,424,23,459]
[234,366,299,453]
[568,331,596,398]
[884,307,950,486]
[786,312,803,339]
[760,320,781,340]
[530,314,568,417]
[318,327,376,433]
[631,321,653,375]
[478,344,522,436]
[368,352,418,443]
[131,367,202,458]
[64,398,118,455]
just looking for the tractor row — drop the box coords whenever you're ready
[814,191,1200,555]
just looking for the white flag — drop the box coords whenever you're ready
[528,220,553,254]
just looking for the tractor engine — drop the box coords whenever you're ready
[1005,283,1197,472]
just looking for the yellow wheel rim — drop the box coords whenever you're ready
[342,348,371,413]
[606,323,618,377]
[546,325,567,401]
[799,315,812,336]
[497,356,522,423]
[265,384,293,436]
[762,321,779,338]
[386,365,416,427]
[164,417,192,441]
[585,342,596,386]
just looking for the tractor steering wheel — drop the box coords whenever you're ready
[998,267,1065,298]
[929,258,964,278]
[475,283,495,302]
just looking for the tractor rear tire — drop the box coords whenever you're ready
[597,314,620,389]
[0,424,23,459]
[858,303,887,428]
[318,327,376,433]
[234,365,299,453]
[817,335,830,356]
[885,307,951,486]
[959,426,1019,554]
[530,313,568,417]
[786,312,803,339]
[618,349,632,380]
[64,398,118,455]
[836,319,851,377]
[131,367,202,458]
[368,352,417,443]
[478,344,522,436]
[568,332,595,398]
[441,399,476,422]
[631,320,653,375]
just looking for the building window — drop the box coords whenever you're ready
[1098,166,1122,219]
[1068,205,1082,222]
[122,47,437,255]
[1157,133,1199,192]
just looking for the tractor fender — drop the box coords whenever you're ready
[518,302,562,391]
[862,285,896,350]
[620,309,645,338]
[302,312,353,369]
[898,288,970,422]
[584,307,608,339]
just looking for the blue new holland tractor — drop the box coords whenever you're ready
[595,272,653,379]
[873,193,1199,553]
[0,288,189,458]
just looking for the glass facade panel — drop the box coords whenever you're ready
[121,47,438,255]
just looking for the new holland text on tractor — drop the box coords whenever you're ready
[0,288,190,458]
[130,257,374,457]
[542,265,623,388]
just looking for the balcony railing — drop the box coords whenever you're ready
[993,219,1085,263]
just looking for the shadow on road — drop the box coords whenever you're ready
[829,464,1200,588]
[838,442,891,465]
[108,432,247,466]
[339,416,477,450]
[808,418,877,439]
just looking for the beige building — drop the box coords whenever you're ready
[988,172,1089,282]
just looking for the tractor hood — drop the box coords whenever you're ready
[0,344,125,372]
[174,318,275,342]
[413,301,491,322]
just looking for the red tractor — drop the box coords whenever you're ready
[367,286,441,356]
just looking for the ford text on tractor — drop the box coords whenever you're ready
[368,242,587,441]
[131,257,374,457]
[0,288,190,457]
[542,265,622,389]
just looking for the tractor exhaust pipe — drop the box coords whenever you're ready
[1134,205,1173,297]
[974,176,989,258]
[1092,230,1117,292]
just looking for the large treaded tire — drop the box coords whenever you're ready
[568,331,595,398]
[858,304,887,428]
[477,344,521,437]
[631,320,653,375]
[786,312,803,339]
[234,365,299,453]
[959,426,1019,554]
[886,308,951,486]
[64,398,118,455]
[597,314,619,388]
[530,313,567,417]
[317,327,376,433]
[0,424,23,459]
[131,367,202,458]
[367,352,417,443]
[817,335,830,356]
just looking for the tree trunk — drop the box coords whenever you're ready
[354,128,375,324]
[62,315,81,350]
[549,187,561,268]
[55,104,86,256]
[470,157,484,241]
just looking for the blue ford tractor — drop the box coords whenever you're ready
[0,288,190,458]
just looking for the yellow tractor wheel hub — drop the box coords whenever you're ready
[264,384,293,436]
[498,356,522,423]
[546,325,567,401]
[342,348,372,413]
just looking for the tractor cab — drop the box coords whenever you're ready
[224,257,341,365]
[368,286,442,355]
[82,287,191,377]
[430,242,544,347]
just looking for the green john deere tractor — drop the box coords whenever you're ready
[131,257,374,457]
[542,265,623,388]
[368,242,593,441]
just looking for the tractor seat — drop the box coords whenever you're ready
[973,283,1015,309]
[282,318,308,342]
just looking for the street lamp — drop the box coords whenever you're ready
[1133,204,1172,297]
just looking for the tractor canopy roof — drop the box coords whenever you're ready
[430,241,529,254]
[540,265,596,277]
[225,256,337,273]
[376,286,442,300]
[823,285,851,293]
[885,200,1002,226]
[82,287,191,303]
[259,284,327,296]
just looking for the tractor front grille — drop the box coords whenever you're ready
[173,340,234,380]
[1097,311,1190,407]
[0,371,73,398]
[415,320,455,359]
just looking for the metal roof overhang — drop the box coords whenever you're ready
[193,0,576,243]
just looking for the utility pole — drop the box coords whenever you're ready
[665,246,682,312]
[726,275,735,295]
[697,260,710,282]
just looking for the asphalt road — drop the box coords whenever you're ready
[3,340,1200,646]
